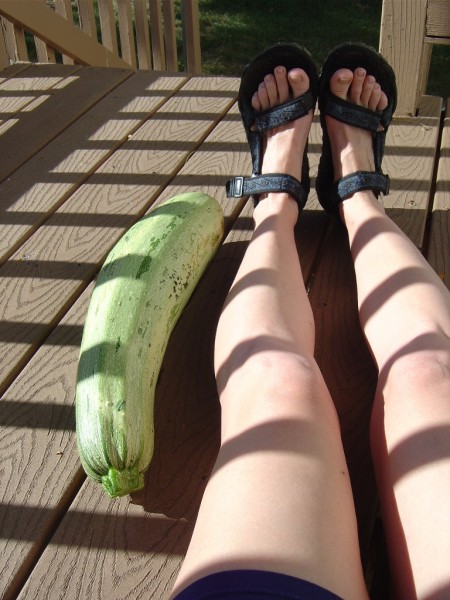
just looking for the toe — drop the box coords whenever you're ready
[329,68,353,100]
[251,90,262,112]
[377,90,389,112]
[257,81,270,111]
[274,66,290,103]
[368,82,382,111]
[349,68,366,104]
[287,68,309,99]
[264,73,278,106]
[360,75,375,107]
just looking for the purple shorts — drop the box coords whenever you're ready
[173,569,344,599]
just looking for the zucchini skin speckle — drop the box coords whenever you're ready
[75,193,224,497]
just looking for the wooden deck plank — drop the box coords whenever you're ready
[0,59,446,600]
[0,285,90,600]
[426,99,450,289]
[0,81,237,600]
[309,218,379,567]
[0,76,238,397]
[0,65,133,183]
[0,71,188,264]
[382,103,442,247]
[0,63,37,83]
[12,233,336,600]
[0,63,81,126]
[12,131,331,600]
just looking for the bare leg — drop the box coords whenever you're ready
[326,67,450,599]
[170,67,368,600]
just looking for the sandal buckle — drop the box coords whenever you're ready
[227,176,244,198]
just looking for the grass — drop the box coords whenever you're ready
[196,0,450,98]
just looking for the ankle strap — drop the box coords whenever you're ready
[335,171,390,201]
[226,173,307,208]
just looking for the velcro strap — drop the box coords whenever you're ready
[226,173,307,208]
[255,90,315,132]
[325,94,381,133]
[335,171,390,201]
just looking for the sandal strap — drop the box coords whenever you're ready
[334,171,390,201]
[226,173,307,208]
[324,93,382,133]
[255,90,316,132]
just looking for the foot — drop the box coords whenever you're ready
[325,68,388,219]
[251,66,314,221]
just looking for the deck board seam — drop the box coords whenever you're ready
[0,74,192,268]
[422,99,447,260]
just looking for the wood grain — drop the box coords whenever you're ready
[0,61,447,600]
[14,161,330,600]
[0,76,238,396]
[0,284,90,600]
[0,70,187,263]
[426,0,450,39]
[0,63,80,126]
[0,65,132,183]
[10,90,330,600]
[0,1,129,69]
[380,0,431,116]
[0,63,31,82]
[382,111,441,247]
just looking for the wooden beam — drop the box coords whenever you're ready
[54,0,75,64]
[97,0,119,56]
[163,0,178,72]
[379,0,431,116]
[0,16,9,68]
[426,0,450,39]
[2,16,28,62]
[149,0,165,70]
[0,1,129,68]
[117,0,136,68]
[134,0,151,69]
[182,0,201,74]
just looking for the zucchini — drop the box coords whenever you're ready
[76,192,224,497]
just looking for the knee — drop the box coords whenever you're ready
[380,343,450,400]
[218,344,320,399]
[218,346,335,421]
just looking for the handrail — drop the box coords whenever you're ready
[379,0,449,116]
[0,0,201,74]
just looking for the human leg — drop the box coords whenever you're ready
[170,59,368,600]
[323,65,450,599]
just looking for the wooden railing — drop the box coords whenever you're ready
[0,0,201,74]
[380,0,450,116]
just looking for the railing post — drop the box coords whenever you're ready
[0,17,9,68]
[379,0,432,116]
[181,0,201,74]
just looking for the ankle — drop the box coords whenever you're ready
[253,193,299,226]
[339,190,385,225]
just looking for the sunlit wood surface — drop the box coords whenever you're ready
[0,63,447,600]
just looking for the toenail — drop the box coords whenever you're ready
[275,66,285,74]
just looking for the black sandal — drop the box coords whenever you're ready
[316,42,397,216]
[226,43,319,209]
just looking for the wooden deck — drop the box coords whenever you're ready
[0,63,448,600]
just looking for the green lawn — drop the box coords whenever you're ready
[197,0,450,98]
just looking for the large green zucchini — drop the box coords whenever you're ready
[76,192,224,497]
